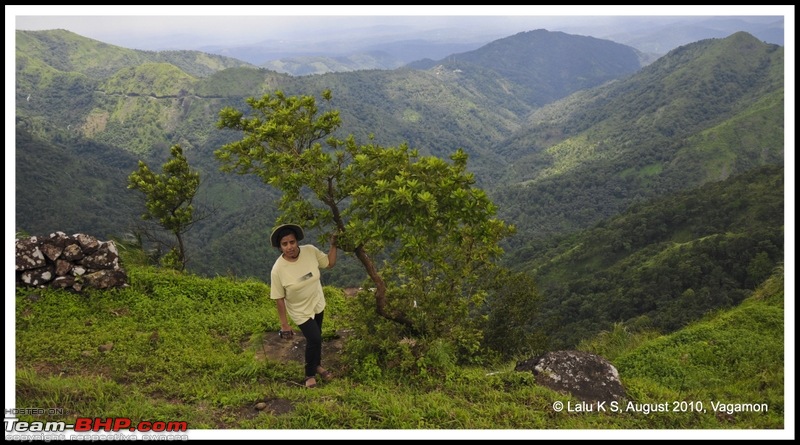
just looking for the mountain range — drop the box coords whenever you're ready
[211,16,784,75]
[14,26,784,347]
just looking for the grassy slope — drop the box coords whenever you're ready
[14,256,785,431]
[585,268,785,429]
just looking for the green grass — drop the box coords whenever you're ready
[611,269,785,430]
[13,260,786,435]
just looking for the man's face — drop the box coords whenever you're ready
[280,233,299,259]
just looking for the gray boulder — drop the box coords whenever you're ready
[515,350,626,403]
[15,232,127,291]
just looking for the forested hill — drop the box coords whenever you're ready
[410,29,644,107]
[14,29,783,295]
[14,26,648,282]
[14,28,645,182]
[15,29,255,80]
[516,164,784,348]
[492,31,783,246]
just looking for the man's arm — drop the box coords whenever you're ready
[326,234,337,269]
[276,298,292,333]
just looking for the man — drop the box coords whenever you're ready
[269,223,337,388]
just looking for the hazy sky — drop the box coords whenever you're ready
[9,5,794,51]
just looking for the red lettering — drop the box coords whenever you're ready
[73,417,187,433]
[73,418,92,432]
[92,418,114,431]
[112,418,131,431]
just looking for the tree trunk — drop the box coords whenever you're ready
[353,246,415,329]
[327,187,414,329]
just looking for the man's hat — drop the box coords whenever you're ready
[270,224,304,248]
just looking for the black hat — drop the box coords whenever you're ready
[270,224,304,248]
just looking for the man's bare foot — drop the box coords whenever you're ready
[317,366,334,381]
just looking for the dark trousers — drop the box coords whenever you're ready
[298,311,324,378]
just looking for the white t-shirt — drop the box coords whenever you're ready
[270,244,329,325]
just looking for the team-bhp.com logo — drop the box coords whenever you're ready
[6,417,188,433]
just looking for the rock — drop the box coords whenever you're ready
[15,233,127,291]
[515,350,626,403]
[16,237,46,271]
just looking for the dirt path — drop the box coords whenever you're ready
[252,329,350,371]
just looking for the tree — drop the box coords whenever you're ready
[215,90,514,358]
[127,144,201,271]
[746,251,773,289]
[483,269,547,359]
